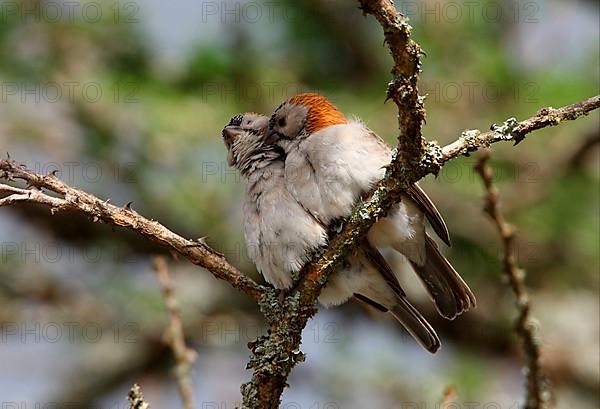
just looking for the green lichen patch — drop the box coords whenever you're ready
[491,117,520,144]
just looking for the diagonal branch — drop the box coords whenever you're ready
[475,151,551,409]
[439,96,600,168]
[0,161,265,303]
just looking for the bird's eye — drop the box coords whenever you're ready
[245,119,251,125]
[278,118,286,127]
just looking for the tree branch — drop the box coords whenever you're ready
[475,151,551,409]
[358,0,425,165]
[0,160,265,303]
[152,256,197,409]
[438,96,600,170]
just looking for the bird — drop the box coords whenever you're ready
[222,112,441,353]
[265,93,476,320]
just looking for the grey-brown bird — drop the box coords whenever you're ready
[265,93,476,320]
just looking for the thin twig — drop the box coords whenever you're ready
[0,161,265,303]
[152,256,197,409]
[127,383,151,409]
[439,96,600,170]
[475,150,551,409]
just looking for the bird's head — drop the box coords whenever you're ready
[265,93,347,145]
[222,112,269,167]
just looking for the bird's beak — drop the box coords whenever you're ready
[222,126,242,147]
[264,128,280,145]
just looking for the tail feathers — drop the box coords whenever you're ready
[410,235,476,320]
[391,298,441,354]
[354,293,388,312]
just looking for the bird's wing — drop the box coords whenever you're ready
[363,126,451,245]
[406,184,451,246]
[360,239,405,298]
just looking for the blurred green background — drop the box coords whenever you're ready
[0,0,598,407]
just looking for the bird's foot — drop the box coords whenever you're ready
[278,289,286,303]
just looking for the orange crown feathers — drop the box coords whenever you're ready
[288,93,347,133]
